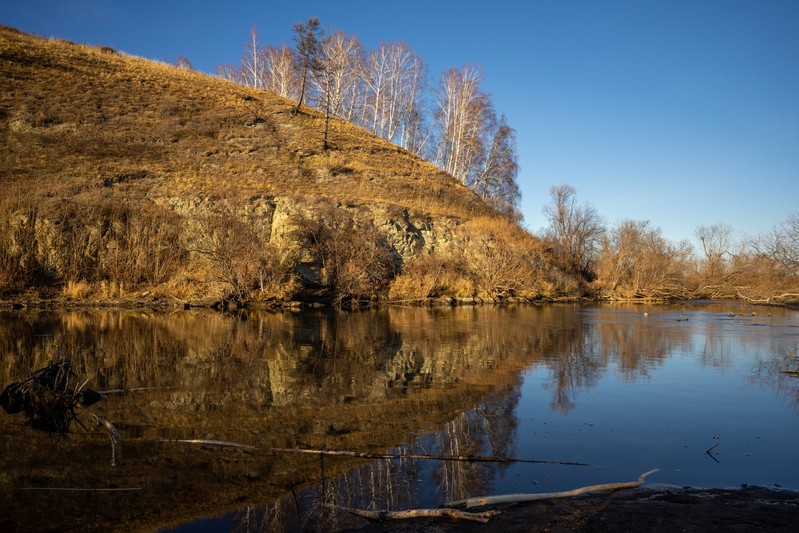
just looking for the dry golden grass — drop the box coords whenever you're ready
[0,25,490,219]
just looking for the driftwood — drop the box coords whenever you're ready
[325,504,500,523]
[447,469,659,508]
[270,447,591,466]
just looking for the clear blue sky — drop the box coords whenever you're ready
[3,1,798,246]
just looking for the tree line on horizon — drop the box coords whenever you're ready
[540,184,799,304]
[212,19,521,219]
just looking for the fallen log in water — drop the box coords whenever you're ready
[447,469,659,508]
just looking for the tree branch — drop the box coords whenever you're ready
[447,468,658,508]
[326,504,500,523]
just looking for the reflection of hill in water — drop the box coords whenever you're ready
[0,304,796,531]
[0,307,543,532]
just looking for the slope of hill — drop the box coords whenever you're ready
[0,26,561,306]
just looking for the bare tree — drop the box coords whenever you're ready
[360,42,427,150]
[216,63,242,84]
[695,223,734,279]
[471,112,520,218]
[433,66,488,184]
[176,56,194,70]
[542,184,605,280]
[747,213,799,277]
[595,219,692,299]
[292,17,323,113]
[262,45,298,100]
[312,31,364,121]
[241,26,265,89]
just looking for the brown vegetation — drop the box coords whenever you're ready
[541,184,799,305]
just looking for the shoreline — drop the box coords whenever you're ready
[342,485,799,532]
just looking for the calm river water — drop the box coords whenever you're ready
[0,302,797,532]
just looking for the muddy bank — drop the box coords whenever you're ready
[342,486,799,532]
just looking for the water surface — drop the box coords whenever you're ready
[0,302,796,531]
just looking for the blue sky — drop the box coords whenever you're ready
[3,1,798,246]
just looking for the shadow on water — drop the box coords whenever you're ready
[0,303,797,531]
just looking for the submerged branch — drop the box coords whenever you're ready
[162,438,256,449]
[270,447,592,466]
[447,468,659,508]
[16,487,141,492]
[325,504,500,523]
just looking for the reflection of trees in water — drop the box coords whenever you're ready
[225,384,522,532]
[748,333,799,411]
[433,386,520,502]
[594,317,680,380]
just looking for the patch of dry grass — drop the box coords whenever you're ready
[1,25,490,219]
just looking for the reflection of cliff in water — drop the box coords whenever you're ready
[1,304,796,532]
[0,307,537,532]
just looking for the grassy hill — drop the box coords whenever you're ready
[0,26,562,306]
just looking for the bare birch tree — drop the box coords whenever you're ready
[312,31,364,121]
[176,56,194,70]
[471,112,520,218]
[361,42,427,149]
[241,26,265,89]
[433,66,488,184]
[216,63,242,84]
[263,45,298,100]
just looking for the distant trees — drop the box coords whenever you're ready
[594,220,692,299]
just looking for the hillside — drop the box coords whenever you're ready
[0,26,560,306]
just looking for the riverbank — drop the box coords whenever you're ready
[342,486,799,532]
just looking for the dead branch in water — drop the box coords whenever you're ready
[95,386,175,396]
[270,447,592,466]
[325,504,500,523]
[16,487,141,492]
[161,438,255,449]
[447,469,659,508]
[92,414,120,466]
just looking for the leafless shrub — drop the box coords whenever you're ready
[594,220,693,299]
[293,206,395,306]
[188,212,300,304]
[454,217,547,299]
